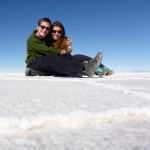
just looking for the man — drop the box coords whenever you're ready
[25,18,103,77]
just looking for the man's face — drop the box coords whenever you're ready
[36,21,51,38]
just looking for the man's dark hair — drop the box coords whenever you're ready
[38,18,51,26]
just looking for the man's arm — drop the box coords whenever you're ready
[26,37,68,57]
[29,38,63,55]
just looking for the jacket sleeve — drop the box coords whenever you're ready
[29,37,62,55]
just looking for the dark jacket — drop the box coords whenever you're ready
[25,31,62,67]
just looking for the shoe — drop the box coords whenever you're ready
[95,67,114,76]
[95,67,103,75]
[103,70,114,76]
[25,68,37,76]
[25,68,48,76]
[84,52,103,77]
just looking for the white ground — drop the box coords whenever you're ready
[0,72,150,150]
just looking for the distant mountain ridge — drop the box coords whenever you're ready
[132,71,150,72]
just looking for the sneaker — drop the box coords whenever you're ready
[95,67,114,76]
[84,52,103,77]
[95,67,103,75]
[103,70,114,76]
[25,68,48,76]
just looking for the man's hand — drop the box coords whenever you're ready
[60,50,67,55]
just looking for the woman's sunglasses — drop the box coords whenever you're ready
[52,30,62,34]
[39,25,51,31]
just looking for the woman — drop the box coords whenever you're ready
[50,21,114,76]
[50,21,69,50]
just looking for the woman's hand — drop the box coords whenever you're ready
[66,38,72,53]
[66,38,72,46]
[67,46,72,53]
[26,52,29,58]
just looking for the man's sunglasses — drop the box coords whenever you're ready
[52,30,62,34]
[39,25,51,31]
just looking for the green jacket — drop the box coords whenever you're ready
[25,31,63,67]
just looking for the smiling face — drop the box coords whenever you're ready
[52,26,62,41]
[36,21,51,38]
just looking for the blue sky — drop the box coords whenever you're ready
[0,0,150,72]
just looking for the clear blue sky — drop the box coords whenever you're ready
[0,0,150,72]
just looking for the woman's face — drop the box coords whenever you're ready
[52,26,62,40]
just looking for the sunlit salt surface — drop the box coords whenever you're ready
[0,72,150,150]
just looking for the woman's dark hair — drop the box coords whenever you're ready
[51,21,66,38]
[51,21,67,49]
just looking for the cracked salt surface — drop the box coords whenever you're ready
[0,72,150,150]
